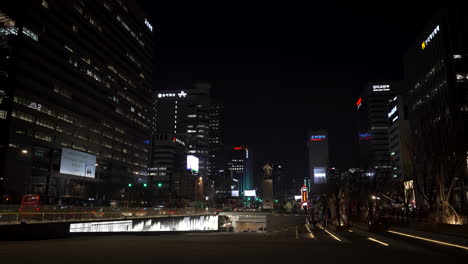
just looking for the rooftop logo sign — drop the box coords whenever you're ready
[373,85,390,92]
[421,25,439,50]
[157,90,187,98]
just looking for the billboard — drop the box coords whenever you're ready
[244,190,256,197]
[187,155,199,172]
[59,148,96,178]
[313,167,327,184]
[231,190,239,197]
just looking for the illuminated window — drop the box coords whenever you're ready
[22,27,38,41]
[453,54,462,59]
[36,119,55,130]
[12,110,34,123]
[0,110,7,119]
[34,132,53,142]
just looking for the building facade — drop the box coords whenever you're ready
[387,96,411,180]
[148,134,193,202]
[403,8,468,211]
[0,0,153,201]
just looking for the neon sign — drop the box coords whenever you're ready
[234,147,243,150]
[145,19,153,32]
[388,105,397,118]
[359,133,371,140]
[356,97,362,109]
[421,25,439,50]
[310,135,326,141]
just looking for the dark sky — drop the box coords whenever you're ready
[137,3,438,180]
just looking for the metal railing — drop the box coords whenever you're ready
[0,205,217,225]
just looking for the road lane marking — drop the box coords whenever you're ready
[368,237,389,246]
[317,224,341,242]
[388,230,468,250]
[305,224,316,239]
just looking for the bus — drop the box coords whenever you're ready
[19,194,92,212]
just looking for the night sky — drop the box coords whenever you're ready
[137,3,438,181]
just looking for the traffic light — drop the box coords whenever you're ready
[274,199,279,203]
[143,183,147,187]
[128,183,132,187]
[157,182,163,188]
[247,197,251,201]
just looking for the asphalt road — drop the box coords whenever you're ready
[0,225,465,263]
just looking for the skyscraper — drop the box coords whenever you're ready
[356,82,397,169]
[0,0,154,200]
[307,130,329,193]
[152,83,210,200]
[208,101,226,201]
[227,146,253,198]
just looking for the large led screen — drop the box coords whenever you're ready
[187,155,199,172]
[59,148,96,178]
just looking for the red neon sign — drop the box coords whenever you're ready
[234,147,243,150]
[356,97,362,108]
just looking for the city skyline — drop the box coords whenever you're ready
[138,3,439,179]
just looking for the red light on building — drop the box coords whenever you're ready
[172,137,176,142]
[356,97,362,108]
[234,147,243,150]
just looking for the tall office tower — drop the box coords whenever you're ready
[208,101,226,201]
[356,82,397,169]
[403,8,468,210]
[307,131,329,193]
[0,0,154,200]
[226,147,253,198]
[153,84,210,199]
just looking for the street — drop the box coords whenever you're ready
[0,225,465,263]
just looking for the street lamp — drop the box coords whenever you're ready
[20,149,28,154]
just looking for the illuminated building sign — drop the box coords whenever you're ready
[144,18,153,32]
[157,90,187,98]
[234,147,243,150]
[421,25,440,50]
[172,137,186,146]
[310,135,326,141]
[301,185,308,203]
[359,133,371,140]
[356,97,362,109]
[372,85,390,92]
[388,105,397,118]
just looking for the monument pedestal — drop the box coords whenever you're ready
[262,179,273,210]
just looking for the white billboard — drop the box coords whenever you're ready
[244,190,256,197]
[59,148,96,178]
[313,167,327,184]
[187,155,199,172]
